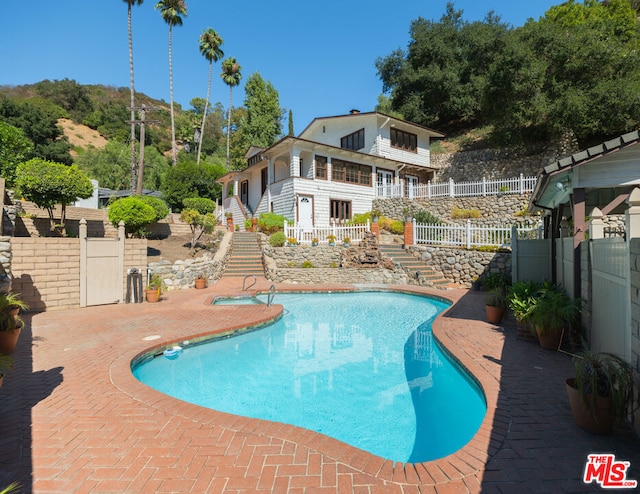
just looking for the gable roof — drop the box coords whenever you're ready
[298,111,445,139]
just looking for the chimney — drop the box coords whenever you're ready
[349,109,360,114]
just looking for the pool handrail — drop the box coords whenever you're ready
[267,285,276,307]
[242,274,257,291]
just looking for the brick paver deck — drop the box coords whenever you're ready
[0,279,637,493]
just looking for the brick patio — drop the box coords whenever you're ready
[0,279,637,493]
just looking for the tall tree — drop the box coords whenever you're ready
[123,0,144,192]
[197,28,224,166]
[220,57,242,170]
[155,0,187,166]
[288,109,294,136]
[242,72,283,148]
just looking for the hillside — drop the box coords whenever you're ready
[57,118,108,156]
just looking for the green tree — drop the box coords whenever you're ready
[0,96,73,164]
[288,109,294,136]
[242,72,283,149]
[107,196,157,237]
[15,159,94,234]
[160,159,225,211]
[155,0,188,166]
[197,28,224,166]
[140,195,169,221]
[220,57,242,170]
[122,0,145,192]
[33,79,94,122]
[0,121,33,186]
[181,197,216,248]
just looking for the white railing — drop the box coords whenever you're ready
[376,174,537,199]
[284,220,370,244]
[414,220,543,249]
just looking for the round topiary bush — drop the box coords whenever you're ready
[108,196,156,237]
[269,231,286,247]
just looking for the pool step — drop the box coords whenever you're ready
[378,244,454,289]
[223,232,265,278]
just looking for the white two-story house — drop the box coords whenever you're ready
[218,110,444,228]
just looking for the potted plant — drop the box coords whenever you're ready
[225,211,233,230]
[507,280,541,338]
[287,237,298,246]
[343,237,351,247]
[311,237,319,246]
[194,273,207,289]
[527,283,581,349]
[0,292,29,354]
[371,210,381,223]
[326,234,336,246]
[146,273,166,303]
[482,273,511,324]
[565,350,634,434]
[0,353,12,388]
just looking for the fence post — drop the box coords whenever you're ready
[404,219,414,246]
[482,177,486,197]
[511,225,519,283]
[427,180,432,198]
[626,187,640,239]
[519,173,524,194]
[284,220,289,239]
[449,178,455,198]
[466,220,471,249]
[537,220,544,239]
[589,207,604,239]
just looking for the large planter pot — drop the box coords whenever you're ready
[485,305,505,324]
[535,324,563,350]
[565,378,612,434]
[195,278,206,289]
[0,326,22,354]
[146,288,160,303]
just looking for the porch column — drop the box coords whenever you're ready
[572,188,586,302]
[626,187,640,240]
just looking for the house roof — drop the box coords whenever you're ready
[529,130,640,214]
[298,111,445,139]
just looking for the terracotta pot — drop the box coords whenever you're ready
[146,288,160,303]
[195,278,206,289]
[485,305,505,324]
[0,373,3,388]
[0,326,22,354]
[565,378,612,434]
[535,324,563,350]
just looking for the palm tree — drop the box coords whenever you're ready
[155,0,187,166]
[123,0,144,192]
[220,57,242,170]
[196,28,224,166]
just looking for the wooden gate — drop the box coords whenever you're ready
[79,220,124,307]
[589,237,630,359]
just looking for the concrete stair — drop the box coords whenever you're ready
[222,232,265,278]
[378,243,454,289]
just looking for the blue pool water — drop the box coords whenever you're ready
[133,292,486,463]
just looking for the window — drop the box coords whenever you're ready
[315,155,327,180]
[330,200,351,221]
[390,128,417,152]
[331,159,372,186]
[340,128,365,150]
[261,167,268,194]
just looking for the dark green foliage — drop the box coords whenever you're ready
[140,195,169,221]
[258,212,288,235]
[269,231,286,247]
[107,196,157,237]
[182,197,216,214]
[160,160,224,211]
[34,79,94,123]
[412,209,442,224]
[241,73,283,148]
[0,121,33,186]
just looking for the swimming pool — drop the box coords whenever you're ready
[133,291,486,463]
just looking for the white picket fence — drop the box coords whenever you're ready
[414,220,543,248]
[377,174,537,199]
[284,220,370,244]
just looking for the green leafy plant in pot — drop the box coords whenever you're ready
[507,280,541,338]
[527,283,581,350]
[146,274,167,303]
[482,272,511,324]
[566,350,634,434]
[0,292,29,354]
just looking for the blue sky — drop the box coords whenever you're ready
[1,0,561,134]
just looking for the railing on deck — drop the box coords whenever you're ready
[414,220,543,249]
[284,220,370,245]
[377,174,537,199]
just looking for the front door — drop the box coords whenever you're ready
[240,180,249,206]
[297,195,313,233]
[406,175,418,199]
[377,170,394,197]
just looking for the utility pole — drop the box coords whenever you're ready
[128,105,159,195]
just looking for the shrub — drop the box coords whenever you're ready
[269,231,286,247]
[413,209,441,224]
[182,197,216,215]
[258,212,288,235]
[141,195,170,222]
[108,196,156,237]
[452,207,482,219]
[390,220,404,235]
[350,212,371,225]
[301,261,314,268]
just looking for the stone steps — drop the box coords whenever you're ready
[223,232,265,277]
[379,244,454,288]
